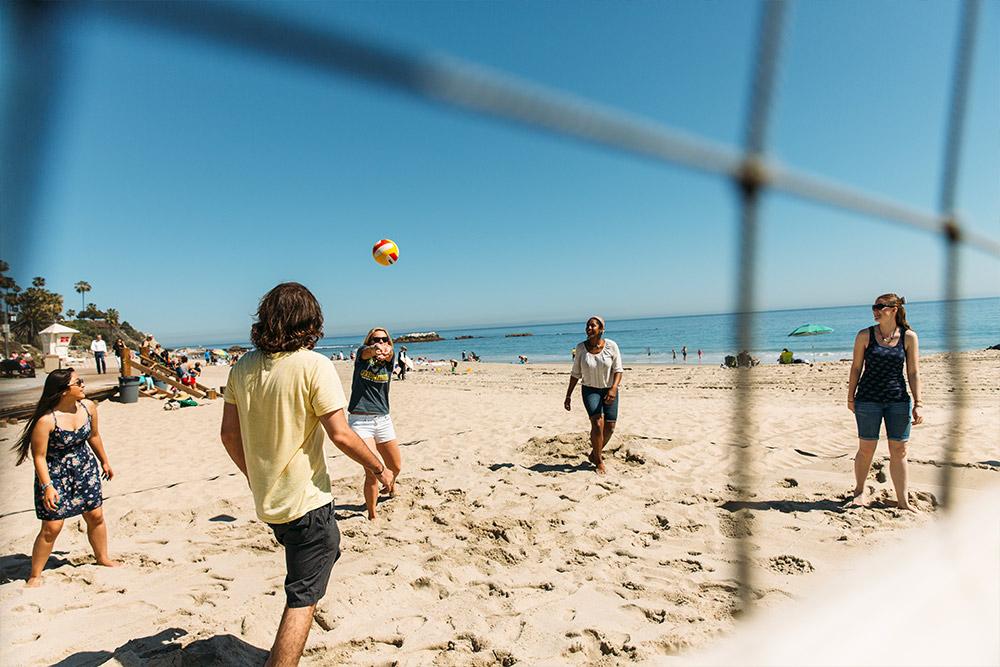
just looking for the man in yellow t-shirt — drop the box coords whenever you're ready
[221,283,392,666]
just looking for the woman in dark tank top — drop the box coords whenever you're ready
[847,293,923,510]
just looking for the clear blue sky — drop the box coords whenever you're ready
[4,1,998,345]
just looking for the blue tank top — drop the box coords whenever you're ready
[855,326,909,403]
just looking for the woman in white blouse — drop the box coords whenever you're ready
[564,316,623,474]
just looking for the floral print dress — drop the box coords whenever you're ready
[34,404,103,521]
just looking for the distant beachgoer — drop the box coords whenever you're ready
[177,356,193,385]
[337,351,345,361]
[91,335,107,374]
[138,373,155,391]
[221,283,392,665]
[461,350,468,361]
[451,359,460,373]
[779,348,793,364]
[349,349,356,361]
[204,349,211,365]
[682,346,687,362]
[646,347,651,357]
[470,351,480,362]
[517,355,528,364]
[348,327,402,520]
[12,369,117,587]
[140,336,152,360]
[697,349,703,362]
[847,293,922,510]
[396,346,410,380]
[564,316,623,474]
[112,337,125,371]
[672,348,676,361]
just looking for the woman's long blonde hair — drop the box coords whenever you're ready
[363,327,393,347]
[875,293,912,331]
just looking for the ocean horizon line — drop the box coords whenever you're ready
[162,296,1000,349]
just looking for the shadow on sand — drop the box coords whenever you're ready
[0,551,74,584]
[52,628,269,666]
[721,498,848,514]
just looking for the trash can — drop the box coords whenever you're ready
[118,376,141,404]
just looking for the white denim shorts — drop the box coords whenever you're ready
[347,413,396,443]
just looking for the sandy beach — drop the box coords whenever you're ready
[1,351,997,665]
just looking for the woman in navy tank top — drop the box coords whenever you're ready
[847,293,923,510]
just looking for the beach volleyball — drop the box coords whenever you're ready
[372,239,399,266]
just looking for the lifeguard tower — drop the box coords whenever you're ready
[38,323,79,372]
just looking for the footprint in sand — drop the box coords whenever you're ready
[766,555,815,575]
[660,558,711,573]
[718,510,754,539]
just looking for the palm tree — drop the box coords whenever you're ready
[32,276,45,287]
[74,280,91,311]
[105,308,120,325]
[66,309,76,319]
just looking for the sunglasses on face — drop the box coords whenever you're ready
[369,337,390,344]
[70,379,85,387]
[871,303,894,311]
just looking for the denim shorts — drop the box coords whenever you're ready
[854,400,911,442]
[348,413,396,443]
[582,386,618,422]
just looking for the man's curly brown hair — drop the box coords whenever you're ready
[250,282,324,353]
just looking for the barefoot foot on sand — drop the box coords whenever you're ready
[849,489,870,507]
[96,559,120,568]
[588,450,607,474]
[25,576,43,588]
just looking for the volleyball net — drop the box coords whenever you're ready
[2,0,993,613]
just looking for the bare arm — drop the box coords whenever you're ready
[220,402,248,477]
[359,343,392,362]
[318,408,393,489]
[605,371,623,404]
[905,330,923,424]
[564,376,579,411]
[31,416,60,512]
[84,400,114,480]
[847,329,867,412]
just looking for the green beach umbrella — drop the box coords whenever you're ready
[788,324,834,363]
[788,324,834,337]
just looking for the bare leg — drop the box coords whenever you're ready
[27,519,63,587]
[83,507,118,566]
[852,439,878,505]
[358,438,381,520]
[266,604,315,667]
[602,420,616,453]
[888,440,913,510]
[375,439,402,496]
[589,416,606,474]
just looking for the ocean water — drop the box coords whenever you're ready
[306,298,1000,365]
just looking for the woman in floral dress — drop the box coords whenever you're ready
[11,368,117,587]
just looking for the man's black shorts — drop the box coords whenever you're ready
[268,502,341,608]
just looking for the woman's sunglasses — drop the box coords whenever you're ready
[369,337,390,344]
[871,303,894,311]
[70,379,85,387]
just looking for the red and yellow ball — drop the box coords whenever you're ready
[372,239,399,266]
